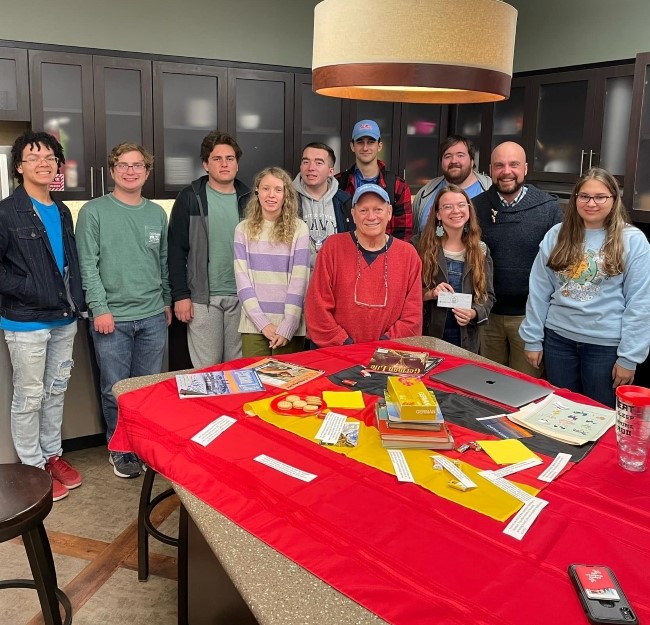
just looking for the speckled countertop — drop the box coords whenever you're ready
[113,337,490,624]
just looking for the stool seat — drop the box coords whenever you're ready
[0,464,52,542]
[0,463,72,625]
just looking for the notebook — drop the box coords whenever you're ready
[429,364,552,408]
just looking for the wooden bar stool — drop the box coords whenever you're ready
[0,463,72,625]
[137,466,178,581]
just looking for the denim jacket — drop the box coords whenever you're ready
[0,185,86,322]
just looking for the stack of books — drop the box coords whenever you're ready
[375,377,454,450]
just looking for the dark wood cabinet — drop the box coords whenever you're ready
[293,74,345,173]
[0,47,30,122]
[524,65,634,184]
[451,65,634,186]
[624,52,650,223]
[152,61,227,198]
[29,50,153,200]
[227,68,294,187]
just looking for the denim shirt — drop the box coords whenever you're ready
[0,185,86,322]
[442,257,464,346]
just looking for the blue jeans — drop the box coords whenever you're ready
[543,328,618,407]
[90,312,167,443]
[4,321,77,468]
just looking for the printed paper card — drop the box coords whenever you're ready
[191,416,237,447]
[437,292,472,309]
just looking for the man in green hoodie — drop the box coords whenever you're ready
[293,142,352,268]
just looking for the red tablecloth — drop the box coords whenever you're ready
[113,341,650,625]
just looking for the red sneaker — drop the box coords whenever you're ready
[46,456,82,489]
[51,476,69,502]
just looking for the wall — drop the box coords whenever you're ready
[0,0,320,68]
[510,0,650,72]
[4,1,650,74]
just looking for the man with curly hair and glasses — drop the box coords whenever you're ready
[76,142,171,480]
[0,130,86,501]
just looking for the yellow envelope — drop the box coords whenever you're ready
[322,390,365,409]
[477,439,541,465]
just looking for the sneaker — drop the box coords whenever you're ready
[46,455,82,489]
[109,452,142,478]
[51,476,69,502]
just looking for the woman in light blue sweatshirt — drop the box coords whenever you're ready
[520,168,650,407]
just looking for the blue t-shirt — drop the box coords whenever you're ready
[0,198,73,332]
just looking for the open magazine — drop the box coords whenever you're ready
[176,369,264,398]
[247,357,324,390]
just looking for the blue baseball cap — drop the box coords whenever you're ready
[352,183,390,206]
[352,119,381,141]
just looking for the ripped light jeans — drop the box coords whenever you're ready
[4,321,77,468]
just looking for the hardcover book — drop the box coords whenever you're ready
[375,402,454,449]
[176,369,264,398]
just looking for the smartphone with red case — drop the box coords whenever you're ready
[568,565,638,625]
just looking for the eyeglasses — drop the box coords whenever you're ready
[114,162,147,172]
[576,193,613,205]
[354,240,388,308]
[439,202,468,212]
[21,156,59,165]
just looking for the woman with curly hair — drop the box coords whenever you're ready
[413,184,495,353]
[520,168,650,407]
[234,167,310,357]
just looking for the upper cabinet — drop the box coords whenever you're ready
[227,68,294,187]
[29,50,153,200]
[451,66,634,186]
[294,74,344,173]
[0,48,30,121]
[400,103,447,194]
[624,53,650,223]
[525,65,634,183]
[152,62,227,198]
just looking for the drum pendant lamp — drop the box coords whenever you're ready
[312,0,518,103]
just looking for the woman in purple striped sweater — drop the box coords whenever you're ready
[234,167,310,357]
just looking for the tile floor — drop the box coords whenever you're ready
[0,446,179,625]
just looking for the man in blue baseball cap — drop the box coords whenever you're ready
[305,183,422,347]
[336,119,413,241]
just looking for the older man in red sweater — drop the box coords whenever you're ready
[305,184,422,347]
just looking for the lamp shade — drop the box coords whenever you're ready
[312,0,518,104]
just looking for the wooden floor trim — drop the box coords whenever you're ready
[23,496,180,625]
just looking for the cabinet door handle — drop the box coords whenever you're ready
[590,151,599,168]
[580,150,586,175]
[90,166,94,197]
[588,150,594,169]
[100,167,106,196]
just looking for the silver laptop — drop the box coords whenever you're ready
[429,364,552,408]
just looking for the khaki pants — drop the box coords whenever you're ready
[479,313,543,379]
[241,333,305,358]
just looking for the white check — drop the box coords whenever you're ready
[437,292,472,309]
